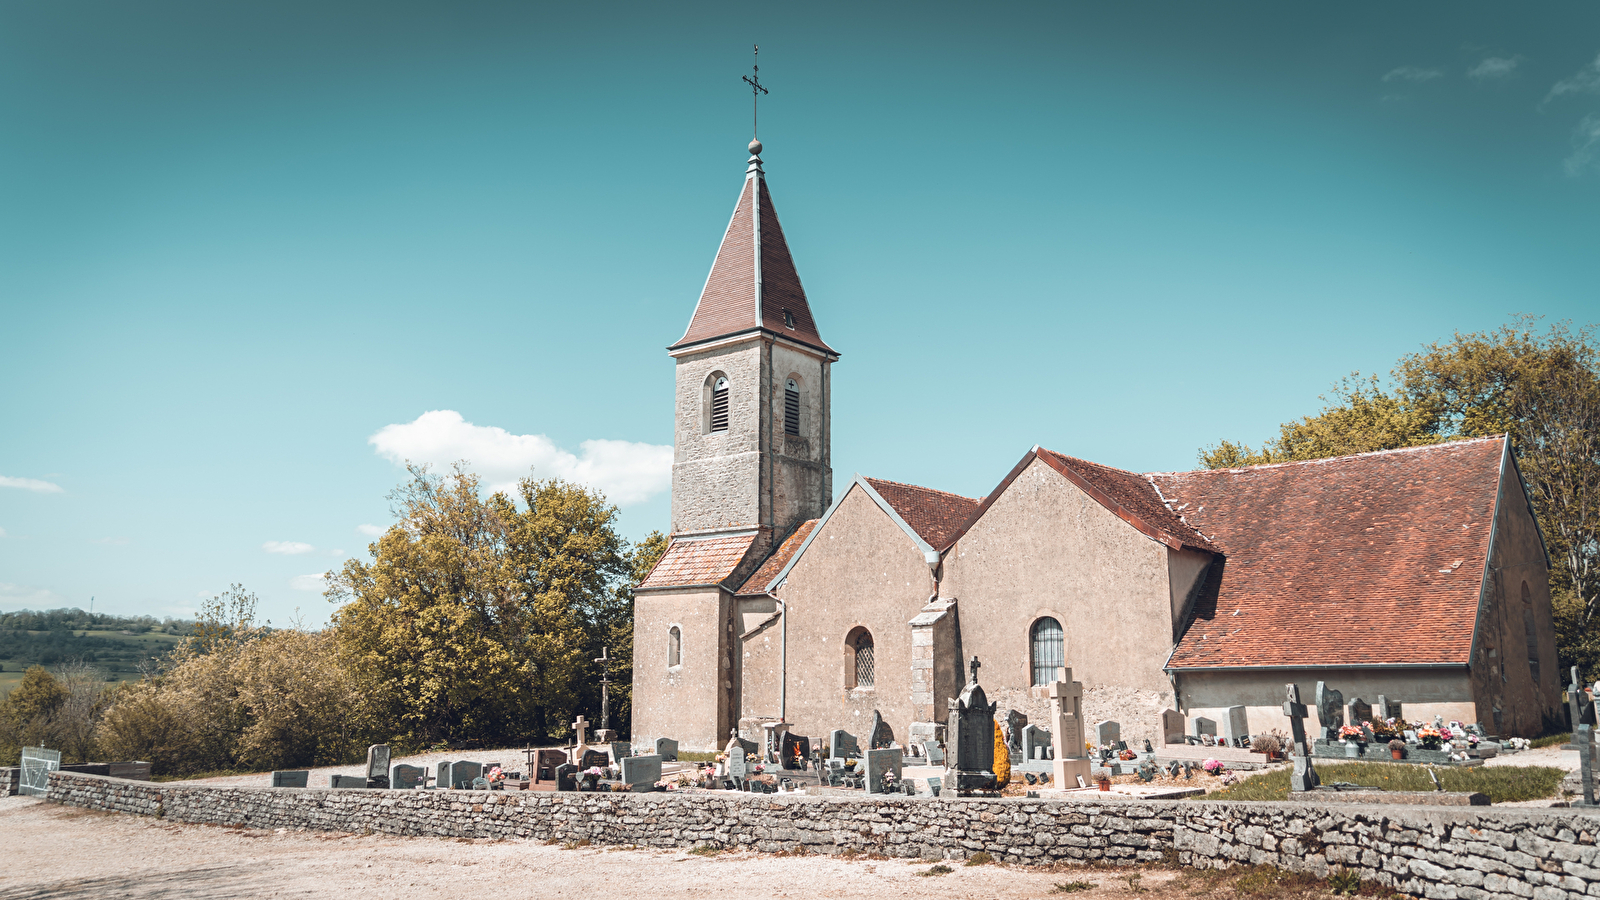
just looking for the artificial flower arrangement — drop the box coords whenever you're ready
[1367,719,1399,741]
[486,766,506,786]
[1415,727,1444,750]
[1202,758,1225,776]
[1338,725,1365,742]
[1118,749,1137,761]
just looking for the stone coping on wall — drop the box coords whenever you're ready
[43,770,1600,900]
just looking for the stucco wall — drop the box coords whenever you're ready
[1471,455,1561,737]
[748,485,934,745]
[942,458,1179,696]
[672,341,765,533]
[1179,668,1477,738]
[632,587,735,751]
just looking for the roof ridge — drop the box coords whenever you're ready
[1145,434,1507,478]
[1037,448,1148,479]
[861,476,981,503]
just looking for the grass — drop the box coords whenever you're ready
[1203,761,1565,803]
[1178,865,1401,900]
[151,769,255,782]
[687,845,721,856]
[917,864,953,876]
[677,751,718,763]
[1532,733,1571,749]
[964,851,994,866]
[1052,882,1095,893]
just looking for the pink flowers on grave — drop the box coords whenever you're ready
[1338,725,1365,741]
[582,766,606,777]
[486,766,505,784]
[1202,758,1225,776]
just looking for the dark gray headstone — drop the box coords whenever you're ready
[555,763,579,791]
[621,754,662,790]
[864,748,902,794]
[946,656,997,793]
[868,710,895,749]
[579,749,609,770]
[1348,698,1372,725]
[829,729,859,759]
[271,770,309,788]
[923,741,945,765]
[330,774,367,789]
[390,764,426,790]
[366,743,391,778]
[536,749,567,783]
[1021,724,1051,761]
[780,732,810,769]
[451,761,483,789]
[1002,709,1028,753]
[655,738,679,761]
[610,741,632,763]
[1094,720,1121,748]
[436,761,453,790]
[1315,682,1345,741]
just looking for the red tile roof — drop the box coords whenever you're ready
[637,533,758,590]
[671,162,835,355]
[1154,436,1506,669]
[1035,450,1220,553]
[736,520,819,595]
[863,478,983,552]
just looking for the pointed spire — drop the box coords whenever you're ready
[670,142,836,356]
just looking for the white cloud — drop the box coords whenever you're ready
[0,582,74,608]
[1468,56,1520,80]
[1547,53,1600,104]
[0,527,6,538]
[356,523,384,537]
[289,573,329,592]
[1383,66,1443,83]
[369,410,672,506]
[1565,114,1600,175]
[0,475,63,494]
[263,541,315,555]
[196,591,213,598]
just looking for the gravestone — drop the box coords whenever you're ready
[1315,682,1345,741]
[1002,709,1028,754]
[610,741,632,764]
[923,740,945,766]
[1190,716,1217,738]
[436,761,453,790]
[271,770,309,788]
[1094,720,1121,749]
[1022,724,1052,761]
[927,776,942,797]
[390,764,426,790]
[1222,706,1249,748]
[365,744,391,789]
[535,749,567,783]
[727,747,749,782]
[579,749,609,771]
[1578,725,1598,807]
[780,732,810,769]
[1160,709,1186,746]
[868,710,895,749]
[1348,698,1372,725]
[655,738,679,762]
[946,656,998,794]
[864,747,902,794]
[1047,667,1093,791]
[451,761,484,789]
[330,774,366,788]
[571,715,590,747]
[555,763,579,791]
[1284,683,1320,793]
[829,729,860,759]
[621,754,662,791]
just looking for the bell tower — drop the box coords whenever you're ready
[667,139,837,548]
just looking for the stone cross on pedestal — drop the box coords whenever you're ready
[1284,683,1319,792]
[572,716,589,747]
[1048,667,1092,790]
[1570,667,1583,731]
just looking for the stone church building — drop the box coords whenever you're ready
[632,140,1561,752]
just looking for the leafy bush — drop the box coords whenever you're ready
[964,851,994,866]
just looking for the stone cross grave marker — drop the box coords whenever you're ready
[1048,667,1092,791]
[655,738,679,761]
[829,729,860,759]
[390,764,426,790]
[1284,683,1320,792]
[366,744,391,788]
[571,716,589,747]
[1022,724,1052,761]
[621,754,662,790]
[1094,720,1120,750]
[1223,706,1249,748]
[271,770,309,788]
[864,747,901,793]
[947,655,998,794]
[1159,708,1185,746]
[1315,682,1344,741]
[1348,698,1372,726]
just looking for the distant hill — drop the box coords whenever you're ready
[0,608,195,694]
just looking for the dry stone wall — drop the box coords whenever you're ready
[46,771,1600,899]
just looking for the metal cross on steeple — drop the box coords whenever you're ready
[743,44,769,140]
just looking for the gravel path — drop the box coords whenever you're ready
[0,795,1177,900]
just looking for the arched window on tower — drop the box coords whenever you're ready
[1031,617,1063,686]
[668,626,682,668]
[846,627,874,689]
[710,376,729,432]
[784,379,800,435]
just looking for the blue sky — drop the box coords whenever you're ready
[2,1,1597,625]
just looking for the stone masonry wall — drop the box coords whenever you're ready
[1,766,16,796]
[45,771,1600,899]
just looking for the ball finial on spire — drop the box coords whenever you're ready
[748,138,763,156]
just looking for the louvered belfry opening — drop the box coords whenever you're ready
[854,631,875,688]
[710,377,729,432]
[784,379,800,435]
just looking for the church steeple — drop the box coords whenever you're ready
[670,142,835,356]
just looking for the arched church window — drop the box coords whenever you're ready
[846,628,874,689]
[1031,617,1063,686]
[710,377,729,432]
[668,626,682,668]
[784,379,800,435]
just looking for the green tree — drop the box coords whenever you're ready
[1200,318,1600,674]
[0,665,69,765]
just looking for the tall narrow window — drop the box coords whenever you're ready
[783,309,795,329]
[1523,581,1540,685]
[784,379,800,435]
[668,626,682,668]
[710,377,729,432]
[1031,617,1064,686]
[851,630,875,688]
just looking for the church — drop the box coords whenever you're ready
[631,138,1562,753]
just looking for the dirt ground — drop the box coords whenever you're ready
[0,794,1365,900]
